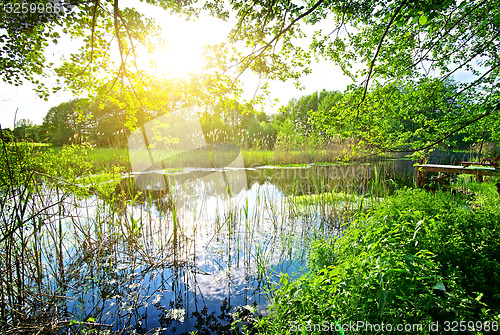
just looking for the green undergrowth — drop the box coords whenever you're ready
[293,191,362,206]
[258,186,500,334]
[40,145,130,171]
[1,143,123,199]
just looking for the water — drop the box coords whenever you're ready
[59,180,320,333]
[7,153,468,333]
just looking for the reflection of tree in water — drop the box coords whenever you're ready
[53,183,282,333]
[119,158,423,206]
[245,161,416,197]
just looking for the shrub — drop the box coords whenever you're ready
[258,187,500,334]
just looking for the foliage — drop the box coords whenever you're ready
[276,89,342,136]
[265,89,345,153]
[1,0,246,137]
[13,118,41,142]
[3,0,500,151]
[258,187,500,334]
[0,0,192,97]
[312,79,478,151]
[198,101,279,150]
[41,97,133,147]
[0,142,130,333]
[0,142,124,200]
[41,99,88,145]
[0,127,14,144]
[202,0,500,152]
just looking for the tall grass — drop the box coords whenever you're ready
[37,142,366,172]
[0,140,415,333]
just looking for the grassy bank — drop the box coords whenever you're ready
[257,182,500,334]
[31,145,358,171]
[242,149,350,167]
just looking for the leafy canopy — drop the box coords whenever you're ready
[2,0,500,149]
[203,0,500,151]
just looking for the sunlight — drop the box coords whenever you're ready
[146,36,204,78]
[141,15,227,79]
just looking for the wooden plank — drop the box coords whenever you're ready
[415,164,499,176]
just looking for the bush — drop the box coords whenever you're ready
[258,187,500,334]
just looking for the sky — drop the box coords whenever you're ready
[0,1,352,129]
[1,1,477,130]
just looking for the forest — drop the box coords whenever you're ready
[1,0,500,334]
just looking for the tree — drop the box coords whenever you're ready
[0,0,192,95]
[312,78,476,150]
[275,89,342,137]
[5,0,499,152]
[1,0,242,134]
[203,0,500,152]
[41,99,91,145]
[13,118,40,142]
[0,128,15,144]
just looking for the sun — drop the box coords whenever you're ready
[147,37,204,79]
[141,15,229,79]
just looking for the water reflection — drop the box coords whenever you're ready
[37,159,423,333]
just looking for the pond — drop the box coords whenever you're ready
[6,150,473,334]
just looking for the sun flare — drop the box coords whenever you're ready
[141,16,225,79]
[147,39,204,78]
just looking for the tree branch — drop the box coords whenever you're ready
[73,0,100,78]
[408,0,489,70]
[440,30,500,82]
[358,0,408,110]
[232,0,325,80]
[113,0,125,71]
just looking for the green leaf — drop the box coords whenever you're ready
[377,289,388,315]
[301,323,308,335]
[494,13,500,27]
[419,15,428,25]
[432,282,446,292]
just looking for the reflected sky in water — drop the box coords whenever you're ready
[44,153,473,333]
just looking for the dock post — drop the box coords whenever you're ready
[416,166,426,188]
[476,172,484,182]
[416,158,426,188]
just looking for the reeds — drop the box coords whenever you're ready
[0,139,415,334]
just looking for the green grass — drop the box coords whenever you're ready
[88,147,129,170]
[32,146,349,172]
[34,145,129,172]
[242,149,348,167]
[257,183,500,334]
[25,143,400,173]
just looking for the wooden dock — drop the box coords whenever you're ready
[416,164,499,176]
[415,164,500,188]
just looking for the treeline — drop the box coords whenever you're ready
[0,89,343,150]
[0,119,41,143]
[1,81,485,152]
